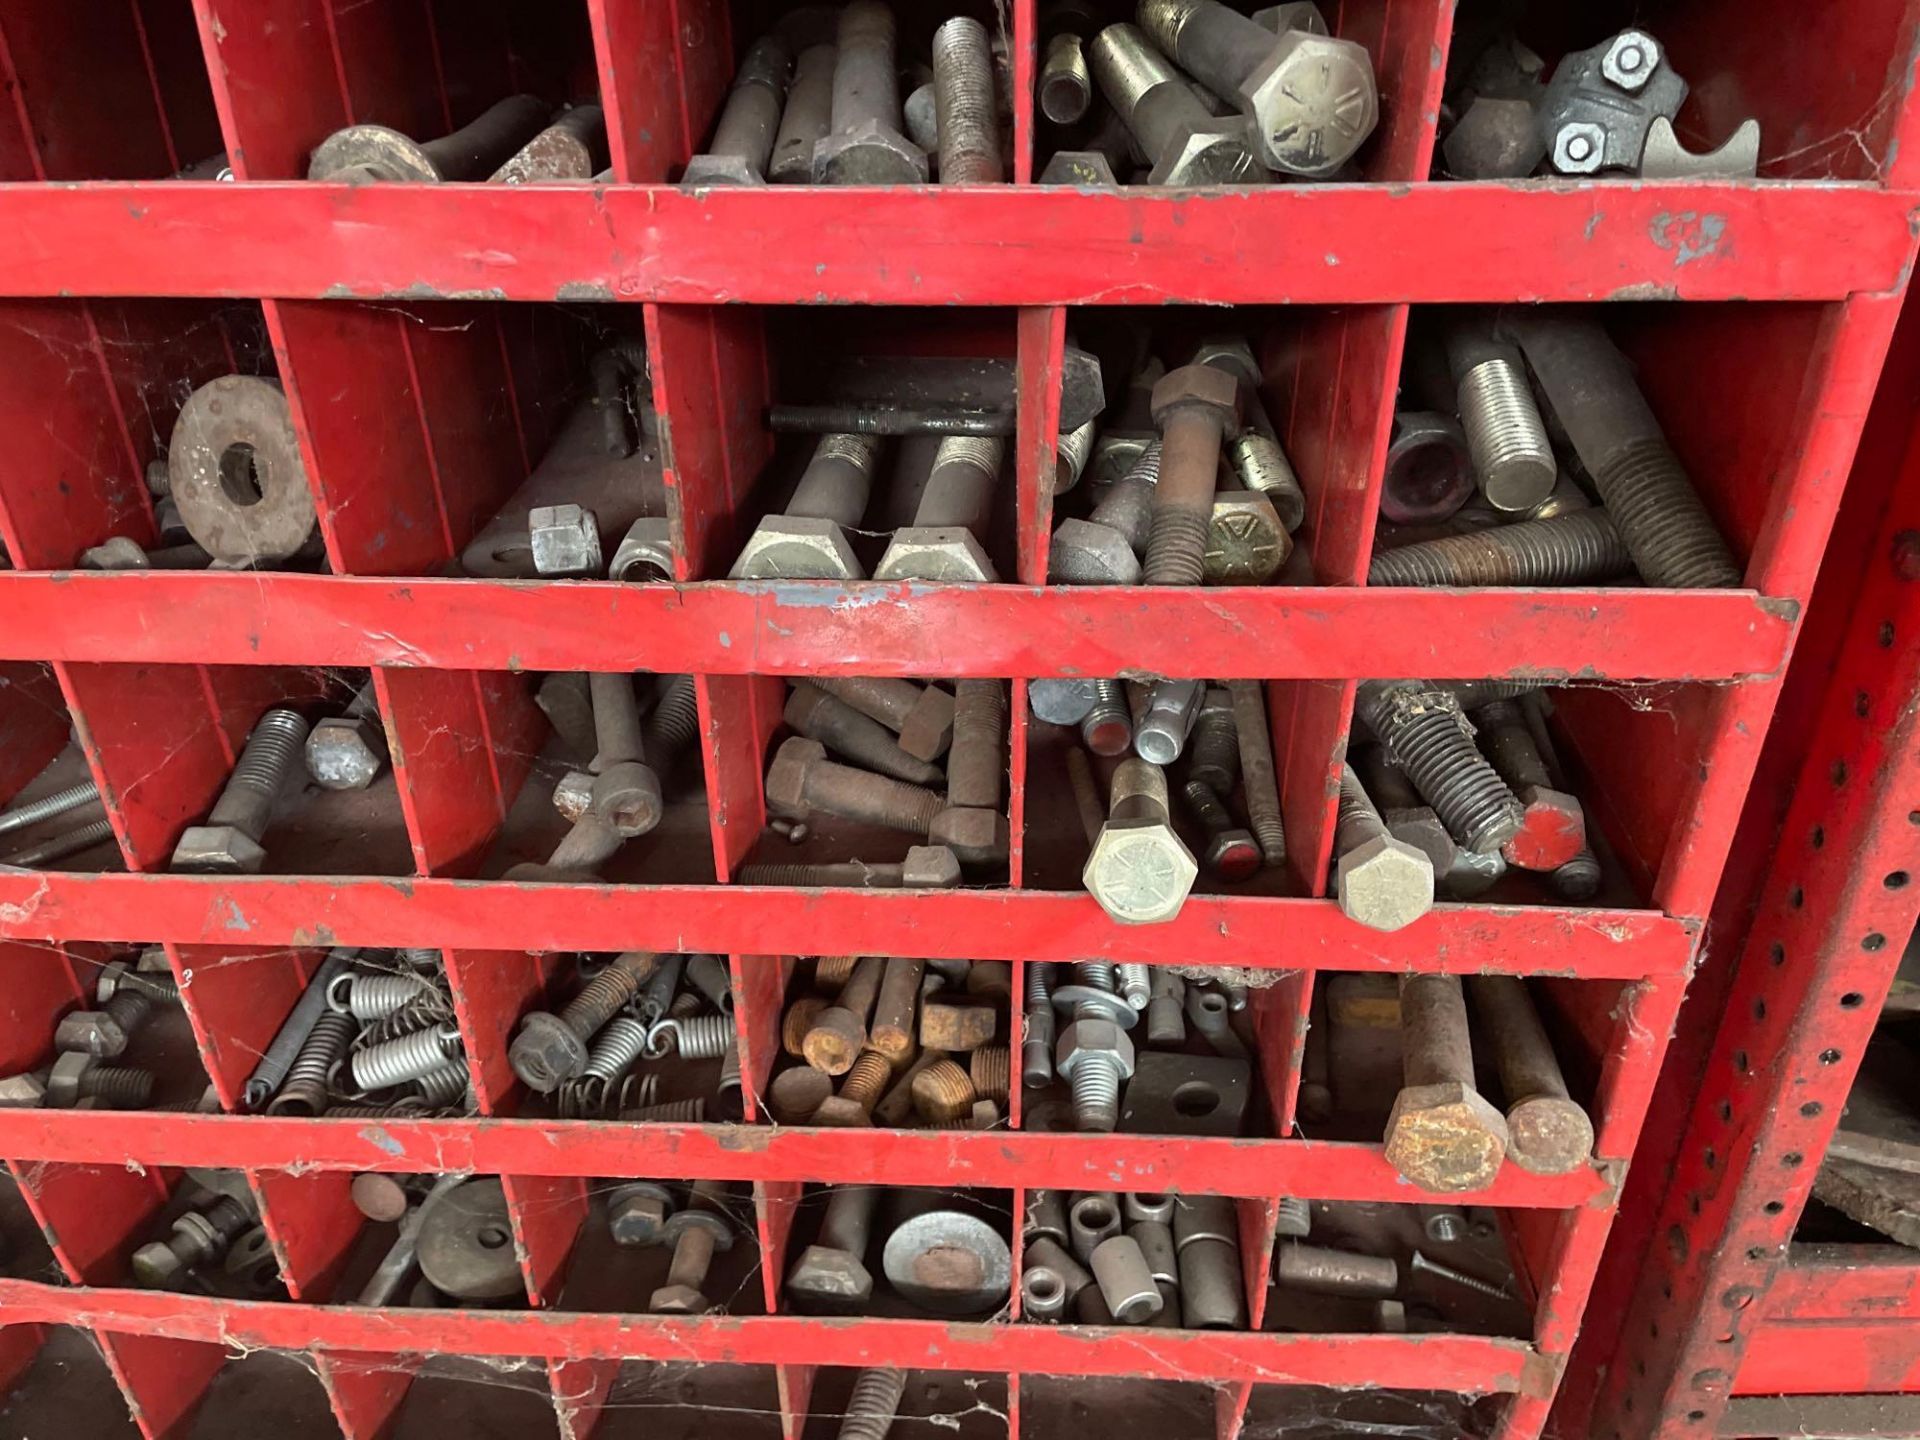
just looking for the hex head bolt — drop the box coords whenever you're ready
[1228,680,1287,867]
[1333,764,1435,931]
[1444,328,1556,514]
[1357,681,1522,856]
[787,684,945,786]
[789,1183,878,1306]
[1139,0,1376,176]
[588,672,663,837]
[46,1051,154,1109]
[171,707,309,874]
[651,1181,735,1313]
[1080,680,1135,756]
[1145,365,1242,586]
[1506,313,1740,587]
[770,43,838,182]
[1083,758,1199,925]
[1181,779,1262,881]
[0,778,100,838]
[509,950,656,1092]
[1368,508,1633,588]
[1055,964,1139,1130]
[641,675,701,780]
[875,436,1005,582]
[803,954,887,1075]
[55,987,154,1058]
[733,434,881,579]
[306,680,388,791]
[868,958,926,1065]
[1471,699,1587,870]
[1191,337,1306,531]
[1173,1194,1247,1329]
[1273,1241,1399,1297]
[814,2,927,184]
[837,1367,908,1440]
[1187,688,1239,794]
[766,736,946,841]
[1385,974,1510,1192]
[1050,445,1157,584]
[813,678,954,761]
[932,17,1002,184]
[1135,678,1203,764]
[684,37,792,186]
[935,679,1008,862]
[1089,25,1265,185]
[133,1195,254,1290]
[309,94,552,182]
[98,960,180,1006]
[490,104,607,183]
[1466,974,1595,1175]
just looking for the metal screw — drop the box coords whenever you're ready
[1333,764,1434,931]
[509,950,656,1092]
[0,779,100,838]
[838,1366,908,1440]
[1357,682,1522,855]
[1369,509,1631,587]
[589,673,663,837]
[1503,312,1740,588]
[1135,679,1203,764]
[1228,680,1286,867]
[1409,1249,1510,1300]
[733,434,880,579]
[309,95,552,182]
[171,707,308,874]
[766,737,946,837]
[932,17,1001,184]
[875,436,1004,582]
[2,817,116,868]
[770,43,838,183]
[1088,24,1265,185]
[1080,680,1134,756]
[815,2,927,184]
[55,988,155,1058]
[683,38,791,186]
[1050,449,1155,583]
[1181,778,1262,881]
[1385,975,1509,1192]
[1467,974,1595,1174]
[650,1180,735,1313]
[1145,365,1242,585]
[490,105,605,184]
[1115,962,1152,1011]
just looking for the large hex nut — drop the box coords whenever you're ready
[901,845,963,888]
[0,1072,47,1108]
[1383,1080,1510,1192]
[1600,30,1660,92]
[1055,1017,1136,1080]
[873,526,998,583]
[787,1243,875,1308]
[170,824,268,875]
[1083,817,1199,925]
[1049,518,1142,585]
[765,736,828,818]
[1335,833,1434,932]
[529,503,603,577]
[306,715,388,791]
[813,120,929,185]
[1240,31,1378,178]
[1149,119,1267,187]
[730,516,864,580]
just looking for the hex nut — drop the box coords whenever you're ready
[306,715,387,791]
[1335,833,1435,932]
[509,1010,591,1093]
[1056,1017,1137,1080]
[873,526,999,583]
[1600,30,1659,92]
[1049,518,1142,585]
[902,845,963,887]
[1083,817,1200,925]
[171,824,269,875]
[787,1243,875,1306]
[0,1072,47,1108]
[1149,119,1266,187]
[54,1010,129,1059]
[1383,1080,1510,1192]
[1551,121,1607,175]
[730,516,864,581]
[1441,97,1547,180]
[813,119,929,185]
[1240,31,1379,178]
[929,806,1009,866]
[1038,151,1119,187]
[766,736,828,818]
[529,503,603,578]
[46,1051,96,1108]
[80,537,152,570]
[1205,493,1289,584]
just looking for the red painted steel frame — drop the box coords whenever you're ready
[0,0,1917,1435]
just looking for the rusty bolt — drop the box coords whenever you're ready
[1467,975,1594,1175]
[813,678,955,761]
[1145,365,1241,586]
[1383,975,1509,1192]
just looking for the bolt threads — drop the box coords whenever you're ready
[1188,696,1240,793]
[1368,509,1631,587]
[1024,960,1054,1009]
[3,816,117,867]
[123,968,181,1003]
[1594,437,1743,588]
[103,988,155,1035]
[1110,756,1172,822]
[1475,699,1553,792]
[1075,960,1118,992]
[1182,779,1236,840]
[1335,765,1390,849]
[641,676,701,774]
[560,956,649,1038]
[83,1063,156,1108]
[738,861,902,888]
[663,1012,737,1061]
[0,779,100,837]
[947,680,1006,809]
[969,1045,1011,1102]
[839,1368,908,1440]
[1122,441,1163,488]
[1552,849,1603,901]
[816,955,861,990]
[1144,505,1209,585]
[270,1010,355,1116]
[816,764,947,836]
[912,1058,977,1121]
[210,709,308,836]
[1228,681,1286,867]
[932,17,1002,184]
[1071,1054,1122,1130]
[841,1048,893,1109]
[1457,360,1555,511]
[350,1026,462,1092]
[1230,434,1305,529]
[1276,1197,1312,1238]
[1364,688,1523,855]
[1115,962,1152,1011]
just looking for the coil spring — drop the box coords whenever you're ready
[656,1012,736,1060]
[394,947,442,970]
[409,1061,469,1109]
[620,1097,706,1123]
[559,1070,659,1120]
[356,993,450,1049]
[351,1026,462,1092]
[668,992,703,1018]
[581,1016,651,1087]
[330,971,434,1020]
[269,1010,356,1116]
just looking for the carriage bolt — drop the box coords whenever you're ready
[509,950,656,1092]
[489,104,604,183]
[1381,411,1474,524]
[1357,681,1522,855]
[815,3,927,184]
[1083,758,1198,925]
[1334,763,1434,931]
[874,436,1004,582]
[1467,974,1594,1175]
[0,779,100,838]
[133,1194,254,1289]
[803,954,886,1075]
[1369,509,1632,588]
[684,37,792,185]
[1173,1194,1246,1329]
[1446,329,1555,514]
[588,672,663,837]
[1081,680,1134,757]
[651,1180,735,1313]
[933,17,1002,183]
[786,684,945,785]
[171,707,308,874]
[46,1051,154,1109]
[1472,699,1586,870]
[736,847,961,888]
[1190,336,1306,531]
[814,678,954,760]
[1089,25,1265,185]
[732,434,881,579]
[309,95,552,182]
[1134,679,1203,765]
[788,1183,878,1307]
[1091,1234,1162,1323]
[1386,974,1509,1192]
[766,736,954,844]
[1409,1249,1510,1300]
[306,681,388,791]
[1041,31,1094,124]
[1140,0,1377,176]
[837,1367,908,1440]
[1502,313,1740,588]
[1146,970,1187,1045]
[1187,687,1239,794]
[1181,779,1261,880]
[1145,365,1241,585]
[1228,680,1286,866]
[771,43,838,182]
[1274,1241,1398,1297]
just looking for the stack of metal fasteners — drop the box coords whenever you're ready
[309,96,607,184]
[0,948,201,1112]
[1375,309,1741,592]
[508,950,740,1123]
[0,769,114,871]
[129,1170,280,1298]
[767,956,1009,1130]
[786,1184,1012,1317]
[1035,0,1378,187]
[599,1177,748,1315]
[1438,26,1759,181]
[1021,1188,1245,1328]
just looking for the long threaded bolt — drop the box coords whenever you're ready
[1188,687,1239,794]
[1146,365,1241,585]
[911,435,1003,529]
[1228,681,1285,867]
[1115,963,1152,1010]
[767,737,946,837]
[1058,962,1133,1131]
[641,675,702,777]
[736,855,958,888]
[1024,961,1057,1088]
[209,707,307,835]
[932,17,1002,183]
[1446,330,1556,513]
[1358,682,1522,855]
[787,684,945,786]
[50,1053,155,1108]
[3,817,117,868]
[589,672,663,837]
[946,680,1006,811]
[838,1367,908,1440]
[310,95,551,182]
[1041,32,1093,124]
[771,43,838,183]
[1466,974,1595,1174]
[683,36,792,185]
[1386,975,1509,1192]
[818,2,927,185]
[0,779,101,837]
[1502,313,1740,588]
[508,951,656,1092]
[1369,510,1632,587]
[1088,24,1263,185]
[1080,680,1134,757]
[1553,850,1603,900]
[1409,1249,1510,1300]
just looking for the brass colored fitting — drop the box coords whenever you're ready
[783,996,827,1057]
[912,1058,977,1123]
[969,1045,1011,1103]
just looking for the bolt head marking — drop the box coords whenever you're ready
[1084,820,1199,925]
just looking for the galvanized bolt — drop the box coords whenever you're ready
[932,17,1002,184]
[588,672,663,837]
[766,736,946,839]
[1181,779,1262,881]
[171,707,309,874]
[1145,365,1242,585]
[305,680,388,791]
[814,3,928,184]
[309,95,552,182]
[787,684,945,786]
[1190,336,1306,531]
[837,1366,908,1440]
[1139,0,1378,177]
[1446,328,1555,513]
[1081,679,1134,756]
[1357,681,1522,856]
[683,38,792,186]
[0,779,100,839]
[733,433,880,579]
[1228,680,1286,867]
[509,950,656,1092]
[490,105,606,183]
[650,1180,735,1313]
[1333,764,1434,931]
[1041,31,1093,124]
[1135,678,1203,764]
[1503,313,1740,588]
[770,43,839,183]
[1083,759,1199,925]
[1385,974,1510,1192]
[1088,24,1265,185]
[1055,962,1139,1130]
[1409,1248,1510,1300]
[1467,974,1595,1175]
[814,678,954,760]
[875,436,1004,582]
[1473,699,1587,870]
[1369,509,1632,587]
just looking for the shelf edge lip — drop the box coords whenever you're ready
[0,180,1907,304]
[0,873,1697,978]
[0,1277,1538,1387]
[0,572,1796,684]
